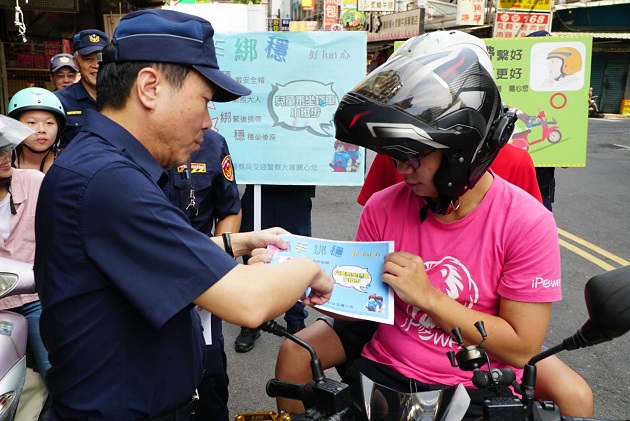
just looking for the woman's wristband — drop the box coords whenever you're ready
[221,232,235,258]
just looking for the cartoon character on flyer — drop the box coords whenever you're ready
[365,293,384,312]
[329,140,351,172]
[346,143,361,172]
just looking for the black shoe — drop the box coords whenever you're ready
[235,327,260,353]
[286,322,306,335]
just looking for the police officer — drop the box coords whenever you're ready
[167,130,241,421]
[49,53,79,91]
[35,10,333,420]
[54,29,109,149]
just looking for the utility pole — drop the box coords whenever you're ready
[417,0,426,35]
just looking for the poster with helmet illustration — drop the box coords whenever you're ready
[484,36,592,167]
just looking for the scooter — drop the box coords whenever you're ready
[237,265,630,421]
[511,110,562,151]
[0,257,35,421]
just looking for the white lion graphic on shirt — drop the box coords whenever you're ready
[400,256,479,348]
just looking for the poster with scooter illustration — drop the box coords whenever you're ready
[485,36,593,167]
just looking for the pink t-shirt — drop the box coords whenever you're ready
[0,168,44,310]
[358,174,561,387]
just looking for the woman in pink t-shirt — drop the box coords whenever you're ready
[270,46,577,420]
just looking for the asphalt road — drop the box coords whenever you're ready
[225,117,630,420]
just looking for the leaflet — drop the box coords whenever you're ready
[268,234,394,324]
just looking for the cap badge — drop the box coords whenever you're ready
[89,34,101,43]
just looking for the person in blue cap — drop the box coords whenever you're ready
[49,53,79,91]
[235,184,315,352]
[54,29,109,149]
[35,9,333,421]
[166,129,242,421]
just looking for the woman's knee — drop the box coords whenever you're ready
[275,319,346,381]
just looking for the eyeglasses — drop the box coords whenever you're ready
[393,150,435,169]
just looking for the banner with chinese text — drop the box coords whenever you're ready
[498,0,552,12]
[456,0,486,26]
[324,0,340,29]
[357,0,395,12]
[484,36,592,167]
[493,11,551,37]
[211,31,368,185]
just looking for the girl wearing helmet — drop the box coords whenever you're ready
[273,48,562,420]
[8,87,66,173]
[0,115,50,420]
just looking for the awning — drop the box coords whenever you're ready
[552,31,630,40]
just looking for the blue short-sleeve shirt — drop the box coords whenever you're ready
[168,130,241,236]
[35,110,238,420]
[54,82,97,149]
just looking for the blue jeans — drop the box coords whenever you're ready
[12,300,50,382]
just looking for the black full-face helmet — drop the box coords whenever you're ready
[334,47,516,215]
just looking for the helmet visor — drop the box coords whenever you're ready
[353,49,485,125]
[0,115,36,152]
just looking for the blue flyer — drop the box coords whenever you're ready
[268,234,395,324]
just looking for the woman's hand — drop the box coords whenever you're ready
[247,248,274,264]
[381,251,439,310]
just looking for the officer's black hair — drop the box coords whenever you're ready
[96,44,194,111]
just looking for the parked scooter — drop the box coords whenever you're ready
[0,257,36,421]
[0,114,37,420]
[238,265,630,421]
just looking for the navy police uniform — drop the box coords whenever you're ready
[54,29,109,150]
[35,111,238,420]
[35,9,251,420]
[167,130,240,421]
[54,82,97,149]
[168,131,240,235]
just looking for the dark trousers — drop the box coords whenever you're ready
[196,323,229,421]
[535,167,555,212]
[241,184,314,324]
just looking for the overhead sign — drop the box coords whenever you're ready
[493,11,551,38]
[324,0,340,29]
[268,18,291,31]
[290,21,319,31]
[357,0,395,12]
[456,0,486,26]
[366,9,420,42]
[497,0,552,12]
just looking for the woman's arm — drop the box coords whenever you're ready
[382,251,551,367]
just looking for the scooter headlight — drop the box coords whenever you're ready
[0,391,18,417]
[0,273,19,298]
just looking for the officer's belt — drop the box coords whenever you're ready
[143,395,198,421]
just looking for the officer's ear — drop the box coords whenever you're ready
[135,67,161,111]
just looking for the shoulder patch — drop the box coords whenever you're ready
[222,155,235,182]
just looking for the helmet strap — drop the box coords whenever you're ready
[421,196,460,220]
[0,177,16,215]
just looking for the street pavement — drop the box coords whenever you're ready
[225,117,630,420]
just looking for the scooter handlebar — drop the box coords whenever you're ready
[266,379,305,401]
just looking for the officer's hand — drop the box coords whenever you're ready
[232,227,289,258]
[302,267,333,306]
